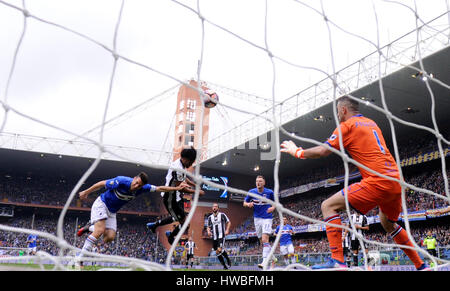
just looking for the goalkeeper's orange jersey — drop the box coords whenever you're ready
[324,114,400,181]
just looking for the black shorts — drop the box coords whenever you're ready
[427,249,437,257]
[213,238,226,251]
[163,191,186,222]
[187,254,194,260]
[351,239,366,251]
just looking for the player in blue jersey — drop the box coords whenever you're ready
[26,234,38,255]
[243,175,276,268]
[75,172,186,265]
[274,217,296,266]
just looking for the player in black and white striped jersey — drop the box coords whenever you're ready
[341,223,352,267]
[185,237,197,269]
[146,147,205,245]
[349,213,369,267]
[207,203,231,269]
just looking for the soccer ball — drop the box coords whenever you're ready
[203,89,219,108]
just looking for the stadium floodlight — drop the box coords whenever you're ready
[259,142,271,151]
[411,71,434,81]
[360,97,375,102]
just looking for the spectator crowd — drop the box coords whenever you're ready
[0,214,167,262]
[0,175,161,213]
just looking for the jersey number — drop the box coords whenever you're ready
[372,130,386,154]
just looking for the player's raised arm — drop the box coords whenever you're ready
[154,182,188,193]
[79,180,107,200]
[180,183,205,196]
[184,176,197,187]
[181,176,206,196]
[280,140,332,159]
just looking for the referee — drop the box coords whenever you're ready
[422,231,437,258]
[207,203,232,269]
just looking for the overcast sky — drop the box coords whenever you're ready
[0,0,448,156]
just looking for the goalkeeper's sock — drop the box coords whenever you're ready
[324,215,345,263]
[390,225,424,269]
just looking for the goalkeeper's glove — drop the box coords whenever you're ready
[294,147,305,159]
[281,140,305,159]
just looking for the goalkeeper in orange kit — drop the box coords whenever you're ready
[281,96,427,270]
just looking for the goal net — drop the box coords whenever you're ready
[0,0,449,271]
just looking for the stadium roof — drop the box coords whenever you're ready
[0,147,167,185]
[200,45,450,181]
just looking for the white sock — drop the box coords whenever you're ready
[79,234,97,257]
[262,243,271,260]
[89,225,95,232]
[290,255,296,264]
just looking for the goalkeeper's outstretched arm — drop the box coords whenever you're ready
[280,140,332,159]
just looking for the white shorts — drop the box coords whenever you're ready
[280,244,295,256]
[254,218,273,238]
[28,247,37,254]
[91,196,117,231]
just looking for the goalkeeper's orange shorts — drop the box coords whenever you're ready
[341,176,402,222]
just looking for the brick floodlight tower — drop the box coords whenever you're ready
[172,79,211,162]
[158,80,253,257]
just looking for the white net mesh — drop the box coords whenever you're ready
[0,0,449,271]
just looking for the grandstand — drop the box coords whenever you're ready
[1,135,448,270]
